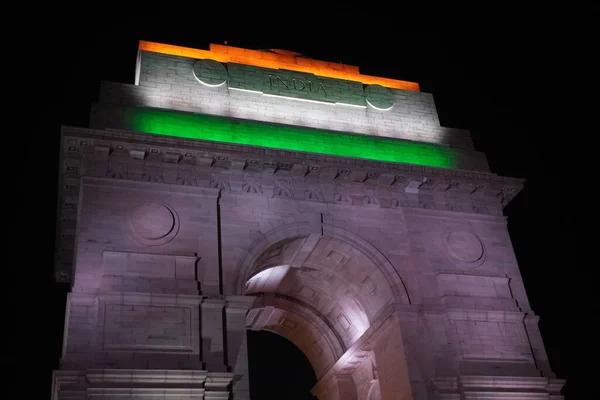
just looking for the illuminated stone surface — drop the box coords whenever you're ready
[445,230,485,263]
[138,40,420,92]
[95,50,483,153]
[193,59,228,87]
[52,41,565,399]
[102,105,459,168]
[130,203,175,239]
[364,84,394,110]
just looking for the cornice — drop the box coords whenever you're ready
[60,125,523,193]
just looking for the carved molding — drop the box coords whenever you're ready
[429,375,566,399]
[52,369,233,400]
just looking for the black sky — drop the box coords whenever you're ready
[31,23,583,398]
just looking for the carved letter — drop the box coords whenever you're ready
[293,79,306,91]
[316,82,327,95]
[276,76,289,89]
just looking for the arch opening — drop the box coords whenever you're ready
[247,330,318,399]
[243,234,401,346]
[240,225,408,398]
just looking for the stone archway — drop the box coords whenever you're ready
[237,223,413,399]
[235,222,410,304]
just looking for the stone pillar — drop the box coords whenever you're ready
[334,374,359,400]
[311,306,420,400]
[201,298,227,372]
[371,314,415,400]
[524,314,556,378]
[225,295,255,400]
[313,373,358,400]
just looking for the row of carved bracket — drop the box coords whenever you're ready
[62,135,523,208]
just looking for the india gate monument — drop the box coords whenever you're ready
[51,41,565,399]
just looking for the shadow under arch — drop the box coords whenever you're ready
[247,330,318,399]
[249,292,347,377]
[234,222,411,305]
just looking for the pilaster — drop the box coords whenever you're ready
[201,298,227,372]
[225,295,255,400]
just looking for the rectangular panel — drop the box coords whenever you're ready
[102,304,193,352]
[437,273,519,311]
[454,319,533,362]
[103,252,175,279]
[437,273,512,298]
[102,251,198,281]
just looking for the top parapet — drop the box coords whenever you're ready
[138,41,420,92]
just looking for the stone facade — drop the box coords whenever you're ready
[52,42,565,399]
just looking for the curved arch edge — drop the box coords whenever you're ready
[234,222,411,305]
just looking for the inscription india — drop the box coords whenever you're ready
[226,62,367,107]
[193,59,397,109]
[268,75,328,95]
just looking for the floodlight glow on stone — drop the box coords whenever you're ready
[139,40,421,92]
[262,93,367,108]
[129,107,456,168]
[364,84,394,111]
[366,99,394,111]
[229,87,263,94]
[193,59,228,87]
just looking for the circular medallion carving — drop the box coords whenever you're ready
[365,84,394,111]
[193,59,228,87]
[128,203,179,246]
[443,230,485,268]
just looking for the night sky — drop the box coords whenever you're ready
[33,23,582,399]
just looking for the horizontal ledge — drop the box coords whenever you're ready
[81,176,221,197]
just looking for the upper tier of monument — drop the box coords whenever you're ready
[137,41,421,91]
[86,41,493,172]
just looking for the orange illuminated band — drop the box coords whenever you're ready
[139,41,420,92]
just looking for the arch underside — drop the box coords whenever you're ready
[241,225,409,383]
[246,294,343,379]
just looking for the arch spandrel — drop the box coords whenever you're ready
[247,237,307,278]
[235,222,410,306]
[243,239,400,338]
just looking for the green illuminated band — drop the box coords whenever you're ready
[128,107,456,169]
